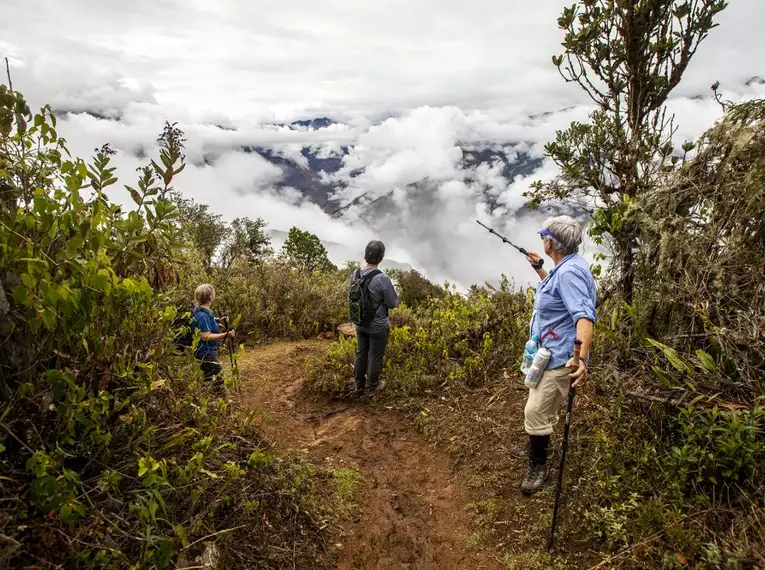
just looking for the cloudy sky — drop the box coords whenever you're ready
[2,0,764,287]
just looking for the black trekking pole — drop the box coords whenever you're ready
[547,338,582,553]
[476,220,544,267]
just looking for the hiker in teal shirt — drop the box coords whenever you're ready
[192,284,235,391]
[513,216,596,494]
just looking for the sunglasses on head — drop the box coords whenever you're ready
[537,229,559,242]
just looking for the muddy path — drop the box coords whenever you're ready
[236,340,503,570]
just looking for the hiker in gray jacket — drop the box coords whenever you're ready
[352,240,399,393]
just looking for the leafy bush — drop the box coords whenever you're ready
[636,100,765,397]
[211,259,348,342]
[387,269,448,311]
[570,297,765,567]
[671,404,765,499]
[0,88,337,569]
[571,390,765,568]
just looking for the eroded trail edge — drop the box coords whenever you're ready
[237,340,502,570]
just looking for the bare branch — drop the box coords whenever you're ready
[4,57,11,91]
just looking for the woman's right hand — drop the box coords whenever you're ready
[526,252,543,267]
[228,330,236,339]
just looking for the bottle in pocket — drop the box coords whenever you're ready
[520,333,540,374]
[525,347,551,389]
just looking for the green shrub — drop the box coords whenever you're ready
[671,404,764,499]
[388,268,448,311]
[0,89,337,569]
[212,259,347,342]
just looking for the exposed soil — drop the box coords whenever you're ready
[236,340,503,570]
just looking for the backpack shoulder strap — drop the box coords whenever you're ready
[362,269,382,283]
[362,270,385,317]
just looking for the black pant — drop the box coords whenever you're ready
[199,355,223,390]
[354,328,389,391]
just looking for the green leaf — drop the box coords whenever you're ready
[93,272,110,292]
[40,309,56,330]
[646,338,693,373]
[174,524,190,548]
[673,2,691,18]
[652,366,673,388]
[59,500,85,526]
[126,186,142,205]
[695,349,717,373]
[12,285,31,306]
[20,273,36,290]
[688,394,706,409]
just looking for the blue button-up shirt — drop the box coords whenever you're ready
[530,253,597,369]
[192,307,219,360]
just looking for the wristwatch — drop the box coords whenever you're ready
[531,261,544,270]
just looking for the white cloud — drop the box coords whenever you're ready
[2,0,764,288]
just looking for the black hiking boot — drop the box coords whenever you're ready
[520,462,549,495]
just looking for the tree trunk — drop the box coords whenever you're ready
[617,235,635,306]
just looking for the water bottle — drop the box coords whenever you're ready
[525,347,552,389]
[520,333,540,374]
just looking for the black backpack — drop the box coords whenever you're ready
[170,308,197,354]
[348,269,382,328]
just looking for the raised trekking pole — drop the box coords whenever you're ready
[476,220,544,267]
[547,338,582,553]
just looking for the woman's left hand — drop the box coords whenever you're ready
[566,358,587,388]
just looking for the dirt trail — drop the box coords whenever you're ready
[237,340,502,570]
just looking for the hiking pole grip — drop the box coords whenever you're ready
[569,338,582,395]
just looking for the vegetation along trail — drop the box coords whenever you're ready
[236,340,503,570]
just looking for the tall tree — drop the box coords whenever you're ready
[280,227,335,273]
[526,0,727,302]
[220,217,273,268]
[170,193,228,269]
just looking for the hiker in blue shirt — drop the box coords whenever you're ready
[512,216,596,494]
[192,284,235,391]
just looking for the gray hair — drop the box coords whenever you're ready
[194,283,215,306]
[543,216,583,255]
